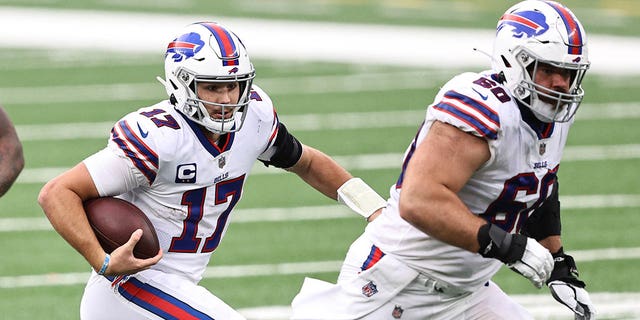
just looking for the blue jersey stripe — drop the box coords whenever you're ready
[444,91,500,126]
[117,121,159,166]
[111,124,157,184]
[434,102,498,140]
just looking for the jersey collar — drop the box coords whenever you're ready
[518,102,555,140]
[178,111,236,157]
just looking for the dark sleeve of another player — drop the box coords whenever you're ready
[521,180,562,240]
[259,122,303,169]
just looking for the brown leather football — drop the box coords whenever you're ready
[84,197,159,259]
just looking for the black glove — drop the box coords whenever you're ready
[547,248,595,319]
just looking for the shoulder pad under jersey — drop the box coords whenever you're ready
[428,72,508,140]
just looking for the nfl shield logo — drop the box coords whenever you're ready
[361,281,378,297]
[539,142,546,155]
[218,155,226,168]
[392,305,404,319]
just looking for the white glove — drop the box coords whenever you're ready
[549,280,595,319]
[477,223,553,289]
[507,238,554,288]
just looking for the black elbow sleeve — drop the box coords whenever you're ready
[259,122,303,169]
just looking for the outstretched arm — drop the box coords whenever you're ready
[287,144,352,200]
[262,122,385,220]
[0,107,24,197]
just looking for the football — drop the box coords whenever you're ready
[84,197,160,259]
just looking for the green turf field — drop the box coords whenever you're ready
[0,1,639,319]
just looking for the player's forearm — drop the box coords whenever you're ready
[38,172,105,270]
[399,183,486,253]
[538,235,562,254]
[288,145,352,200]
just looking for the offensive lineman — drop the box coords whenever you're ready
[38,22,385,319]
[291,1,596,319]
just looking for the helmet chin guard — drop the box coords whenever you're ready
[160,22,255,133]
[491,0,590,123]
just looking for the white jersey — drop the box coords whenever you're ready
[366,71,573,290]
[84,85,279,283]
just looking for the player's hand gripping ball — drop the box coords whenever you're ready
[84,197,160,259]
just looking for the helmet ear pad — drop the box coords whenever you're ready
[490,0,590,123]
[161,22,256,133]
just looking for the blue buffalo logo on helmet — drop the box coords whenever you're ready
[166,32,205,62]
[497,10,549,38]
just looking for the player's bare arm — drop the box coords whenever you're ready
[38,163,161,276]
[286,144,353,201]
[539,235,562,254]
[399,120,490,252]
[0,107,24,197]
[282,140,384,221]
[261,122,384,220]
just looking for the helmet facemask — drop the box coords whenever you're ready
[170,66,255,134]
[510,47,588,123]
[161,22,256,134]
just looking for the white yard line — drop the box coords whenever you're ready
[14,144,640,184]
[0,256,638,319]
[0,71,442,105]
[238,292,640,320]
[0,7,638,75]
[14,102,640,141]
[2,194,640,233]
[1,246,639,288]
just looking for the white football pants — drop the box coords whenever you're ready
[291,234,534,320]
[80,269,246,320]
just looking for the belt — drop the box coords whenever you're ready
[416,273,469,296]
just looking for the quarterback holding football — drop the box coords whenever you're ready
[39,22,385,319]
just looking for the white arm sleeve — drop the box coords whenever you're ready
[83,148,141,197]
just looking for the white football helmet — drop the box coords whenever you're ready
[160,22,255,133]
[492,0,589,122]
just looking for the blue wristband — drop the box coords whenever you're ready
[97,253,110,275]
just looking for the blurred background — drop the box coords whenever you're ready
[0,1,638,319]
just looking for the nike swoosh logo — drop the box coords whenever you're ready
[472,88,488,101]
[137,122,149,138]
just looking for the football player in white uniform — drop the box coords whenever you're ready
[38,22,385,320]
[291,1,596,319]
